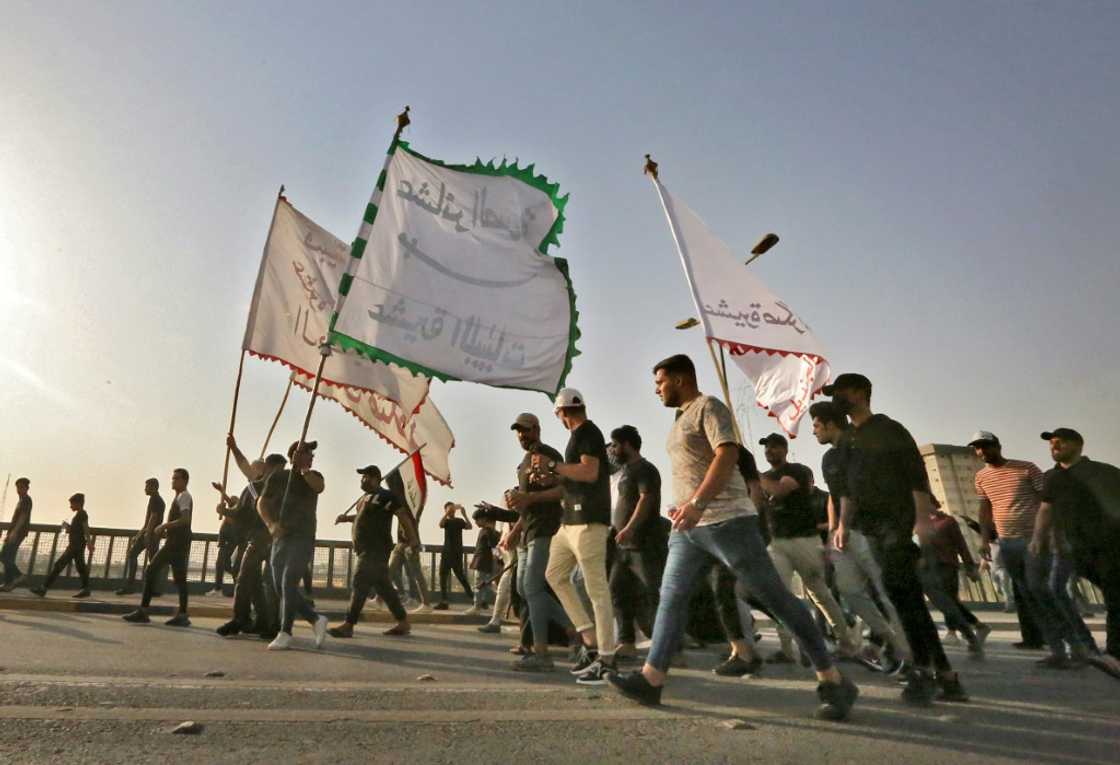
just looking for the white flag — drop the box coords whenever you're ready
[291,374,454,486]
[242,198,429,413]
[330,145,578,396]
[653,180,830,436]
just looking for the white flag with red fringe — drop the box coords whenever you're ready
[652,179,830,436]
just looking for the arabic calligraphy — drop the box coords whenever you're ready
[396,178,537,242]
[702,299,808,335]
[397,233,538,289]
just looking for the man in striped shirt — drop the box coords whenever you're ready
[972,431,1074,666]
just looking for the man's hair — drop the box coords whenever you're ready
[145,477,159,488]
[653,354,696,381]
[15,477,29,488]
[610,425,642,451]
[444,501,455,510]
[173,467,190,483]
[809,401,847,429]
[69,493,85,506]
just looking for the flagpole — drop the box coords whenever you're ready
[259,377,294,459]
[646,155,743,444]
[336,445,424,522]
[225,184,287,490]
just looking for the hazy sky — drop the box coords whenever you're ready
[3,1,1118,543]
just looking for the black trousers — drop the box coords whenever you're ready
[439,551,473,601]
[142,542,189,612]
[609,544,664,644]
[44,546,89,590]
[869,530,951,673]
[1078,548,1120,658]
[233,529,276,629]
[123,533,159,587]
[348,549,406,623]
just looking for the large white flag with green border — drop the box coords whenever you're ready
[329,142,579,396]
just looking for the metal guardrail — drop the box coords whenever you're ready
[0,522,475,598]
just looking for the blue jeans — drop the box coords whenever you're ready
[271,535,319,634]
[516,536,572,649]
[647,515,832,673]
[1048,553,1099,654]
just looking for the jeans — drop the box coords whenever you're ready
[142,542,189,612]
[517,537,572,649]
[1,535,26,584]
[609,544,664,645]
[867,528,951,673]
[919,560,978,640]
[233,529,275,629]
[43,545,90,590]
[388,543,431,605]
[1046,553,1099,655]
[271,535,320,633]
[348,548,406,623]
[828,530,909,656]
[647,515,832,674]
[997,537,1068,654]
[547,523,616,657]
[473,567,495,607]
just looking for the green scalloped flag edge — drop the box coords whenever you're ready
[329,139,580,399]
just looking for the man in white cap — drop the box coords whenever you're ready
[532,388,618,685]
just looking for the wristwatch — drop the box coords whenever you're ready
[689,497,708,512]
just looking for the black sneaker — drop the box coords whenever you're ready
[816,675,859,721]
[575,659,616,686]
[1012,641,1045,650]
[114,588,132,596]
[432,602,449,611]
[122,608,150,623]
[216,620,243,637]
[72,589,91,599]
[607,671,662,707]
[511,653,556,672]
[165,613,191,627]
[936,673,969,703]
[570,646,599,676]
[766,651,795,665]
[29,586,46,597]
[477,622,502,634]
[714,655,763,677]
[901,668,937,706]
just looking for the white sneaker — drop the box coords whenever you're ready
[204,588,223,597]
[268,632,293,651]
[313,615,329,649]
[410,603,432,614]
[941,630,961,646]
[463,606,482,616]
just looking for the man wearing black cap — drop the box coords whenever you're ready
[115,479,165,595]
[758,432,859,663]
[31,493,94,598]
[123,468,194,625]
[825,372,966,704]
[1032,429,1120,674]
[329,465,420,638]
[258,440,328,650]
[215,438,286,639]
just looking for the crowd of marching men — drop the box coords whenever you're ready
[3,354,1118,721]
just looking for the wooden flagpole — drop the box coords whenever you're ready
[259,377,294,459]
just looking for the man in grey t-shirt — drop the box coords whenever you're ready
[608,354,857,722]
[0,477,32,590]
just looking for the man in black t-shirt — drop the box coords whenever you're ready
[607,425,664,658]
[32,493,94,598]
[533,388,617,684]
[435,502,473,609]
[116,478,165,595]
[1031,428,1120,668]
[827,373,964,704]
[759,432,858,662]
[468,517,501,614]
[329,464,420,638]
[0,477,32,590]
[505,412,573,672]
[123,468,194,626]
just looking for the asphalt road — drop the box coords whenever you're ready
[0,609,1115,764]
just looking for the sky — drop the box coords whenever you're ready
[2,1,1118,544]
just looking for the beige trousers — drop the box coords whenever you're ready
[546,523,616,657]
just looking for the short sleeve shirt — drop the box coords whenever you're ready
[666,395,754,526]
[974,460,1044,540]
[67,509,89,548]
[1041,458,1120,552]
[9,495,32,540]
[165,491,193,548]
[561,420,612,526]
[517,443,564,542]
[264,469,321,540]
[145,494,166,528]
[611,458,662,548]
[353,489,398,556]
[842,414,929,535]
[762,462,818,539]
[442,517,468,556]
[471,527,500,571]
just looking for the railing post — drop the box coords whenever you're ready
[327,546,335,590]
[200,539,212,586]
[28,531,41,577]
[103,534,115,579]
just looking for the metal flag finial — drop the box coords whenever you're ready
[395,105,411,139]
[643,153,659,180]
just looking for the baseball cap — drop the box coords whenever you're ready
[759,433,788,447]
[554,388,586,410]
[287,440,318,458]
[967,430,1000,447]
[821,373,872,397]
[1041,428,1083,444]
[356,465,381,476]
[510,413,540,431]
